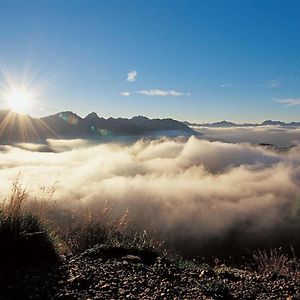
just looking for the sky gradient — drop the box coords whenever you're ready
[0,0,300,122]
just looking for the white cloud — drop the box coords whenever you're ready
[277,98,300,106]
[121,91,130,96]
[137,89,190,97]
[127,70,137,82]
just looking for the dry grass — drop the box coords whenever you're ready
[0,174,57,222]
[253,247,300,276]
[0,176,165,261]
[0,178,58,267]
[53,201,164,255]
[1,178,28,221]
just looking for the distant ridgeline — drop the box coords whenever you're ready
[0,110,195,144]
[184,120,300,127]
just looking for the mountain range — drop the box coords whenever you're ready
[184,120,300,127]
[0,110,195,144]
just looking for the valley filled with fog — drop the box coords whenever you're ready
[194,125,300,147]
[1,129,300,258]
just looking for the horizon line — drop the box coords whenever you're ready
[1,109,300,125]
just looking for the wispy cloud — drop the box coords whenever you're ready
[137,89,190,96]
[277,98,300,106]
[221,80,283,89]
[220,83,240,88]
[120,89,191,97]
[127,70,137,82]
[261,79,282,88]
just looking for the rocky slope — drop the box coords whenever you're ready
[1,245,299,300]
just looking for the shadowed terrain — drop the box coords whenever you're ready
[0,110,196,144]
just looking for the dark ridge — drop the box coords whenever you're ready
[0,110,197,144]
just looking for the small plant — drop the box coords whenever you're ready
[57,213,110,254]
[252,247,299,276]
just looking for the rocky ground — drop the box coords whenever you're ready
[0,245,299,300]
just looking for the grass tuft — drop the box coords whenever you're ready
[54,202,164,255]
[0,179,58,268]
[252,247,300,276]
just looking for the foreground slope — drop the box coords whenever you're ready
[1,247,300,300]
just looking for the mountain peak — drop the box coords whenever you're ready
[131,115,149,121]
[261,120,286,126]
[59,111,77,116]
[85,112,99,120]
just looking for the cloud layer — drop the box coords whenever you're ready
[1,136,300,258]
[194,126,300,146]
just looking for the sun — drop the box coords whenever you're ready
[4,88,33,114]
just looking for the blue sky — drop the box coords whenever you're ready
[0,0,300,122]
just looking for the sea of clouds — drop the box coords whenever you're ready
[194,125,300,146]
[1,130,300,258]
